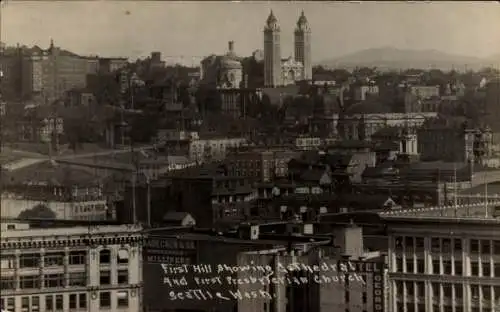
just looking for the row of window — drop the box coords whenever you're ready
[72,204,106,213]
[1,269,128,290]
[394,237,500,255]
[394,281,500,304]
[1,293,86,312]
[0,291,129,311]
[1,251,86,269]
[394,258,500,276]
[2,248,129,270]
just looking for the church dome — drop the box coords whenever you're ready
[219,41,242,69]
[220,55,242,69]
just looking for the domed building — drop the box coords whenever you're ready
[200,41,243,88]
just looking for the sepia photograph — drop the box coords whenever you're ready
[0,1,500,312]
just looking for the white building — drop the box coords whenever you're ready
[0,222,143,312]
[381,203,500,312]
[189,137,248,162]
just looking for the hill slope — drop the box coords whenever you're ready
[318,47,495,71]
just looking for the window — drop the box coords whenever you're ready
[68,272,86,286]
[55,295,63,310]
[443,261,452,275]
[44,252,65,266]
[416,282,425,297]
[495,263,500,277]
[79,293,87,309]
[406,258,414,273]
[1,254,16,269]
[100,270,111,285]
[417,259,425,273]
[20,253,41,268]
[405,237,414,251]
[395,237,403,251]
[415,237,425,252]
[471,262,479,276]
[406,282,414,297]
[99,292,111,308]
[471,285,480,301]
[455,284,463,299]
[396,258,403,272]
[69,250,86,265]
[454,238,462,253]
[69,294,77,309]
[432,260,440,274]
[117,291,129,307]
[21,297,29,312]
[46,296,54,310]
[482,286,491,301]
[117,249,129,264]
[470,239,479,253]
[493,240,500,255]
[118,269,128,284]
[44,274,64,288]
[482,261,491,277]
[32,296,40,312]
[442,239,451,253]
[0,277,15,290]
[20,275,40,289]
[431,238,440,253]
[481,240,491,255]
[100,249,111,264]
[431,283,440,298]
[443,284,452,299]
[395,281,403,297]
[454,261,463,276]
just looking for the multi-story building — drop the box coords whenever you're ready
[143,221,384,312]
[417,116,493,164]
[20,41,99,103]
[334,108,437,141]
[98,57,128,74]
[1,161,108,221]
[0,222,143,312]
[235,223,386,312]
[295,136,322,151]
[188,135,248,163]
[227,147,300,182]
[0,48,23,100]
[353,84,380,102]
[381,204,500,312]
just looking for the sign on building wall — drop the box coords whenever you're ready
[144,235,197,264]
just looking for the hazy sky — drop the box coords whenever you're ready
[2,1,500,65]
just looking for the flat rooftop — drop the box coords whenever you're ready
[379,201,500,224]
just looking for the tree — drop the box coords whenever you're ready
[18,204,56,219]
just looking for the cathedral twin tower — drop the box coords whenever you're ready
[264,10,312,87]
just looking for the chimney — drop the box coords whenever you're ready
[228,41,234,53]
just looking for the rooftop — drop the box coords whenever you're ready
[2,160,103,186]
[379,200,500,222]
[1,222,142,240]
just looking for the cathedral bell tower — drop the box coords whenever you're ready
[263,10,282,87]
[294,10,312,81]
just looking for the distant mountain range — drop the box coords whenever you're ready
[318,47,500,71]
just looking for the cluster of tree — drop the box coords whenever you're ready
[313,65,500,87]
